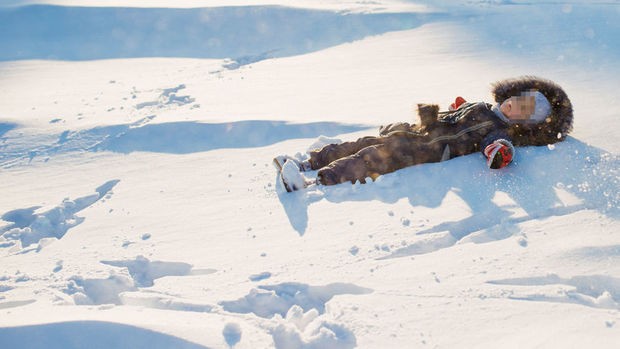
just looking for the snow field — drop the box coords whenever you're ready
[1,1,619,348]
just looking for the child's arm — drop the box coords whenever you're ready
[484,139,515,169]
[379,121,413,136]
[482,131,515,169]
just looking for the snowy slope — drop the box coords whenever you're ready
[0,1,619,348]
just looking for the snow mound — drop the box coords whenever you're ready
[0,180,119,252]
[0,321,206,349]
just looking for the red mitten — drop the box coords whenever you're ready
[449,96,466,111]
[484,139,515,169]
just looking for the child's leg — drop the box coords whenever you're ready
[316,143,392,185]
[315,135,440,186]
[308,136,385,170]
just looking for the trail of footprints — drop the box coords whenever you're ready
[1,247,370,347]
[0,180,120,253]
[61,254,369,347]
[0,182,370,347]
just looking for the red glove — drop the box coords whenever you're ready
[484,139,515,169]
[449,96,466,111]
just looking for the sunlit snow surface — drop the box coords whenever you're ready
[0,1,619,348]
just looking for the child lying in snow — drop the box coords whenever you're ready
[274,76,573,192]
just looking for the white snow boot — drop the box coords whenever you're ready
[272,154,311,172]
[277,159,312,192]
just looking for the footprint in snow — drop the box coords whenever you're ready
[0,180,120,252]
[222,323,242,347]
[100,255,215,287]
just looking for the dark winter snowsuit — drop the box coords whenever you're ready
[308,76,573,186]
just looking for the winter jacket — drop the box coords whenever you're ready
[309,76,573,186]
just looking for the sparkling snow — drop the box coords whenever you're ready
[0,1,619,348]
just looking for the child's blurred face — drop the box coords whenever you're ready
[500,95,536,120]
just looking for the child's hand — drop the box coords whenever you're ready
[484,139,514,169]
[449,96,466,111]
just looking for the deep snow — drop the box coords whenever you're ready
[0,0,619,348]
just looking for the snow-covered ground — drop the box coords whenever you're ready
[0,1,619,348]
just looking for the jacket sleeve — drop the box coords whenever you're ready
[437,102,484,124]
[481,130,516,169]
[379,122,413,136]
[481,129,512,154]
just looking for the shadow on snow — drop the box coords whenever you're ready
[0,120,370,166]
[0,122,17,137]
[88,120,369,154]
[0,321,209,349]
[279,137,619,243]
[0,5,438,61]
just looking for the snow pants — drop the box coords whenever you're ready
[308,133,443,186]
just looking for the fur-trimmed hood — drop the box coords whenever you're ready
[491,76,573,146]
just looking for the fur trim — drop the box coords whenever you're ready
[491,76,573,146]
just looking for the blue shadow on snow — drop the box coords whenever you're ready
[90,120,369,154]
[0,120,369,166]
[0,321,209,349]
[0,5,438,61]
[280,137,619,240]
[0,122,17,137]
